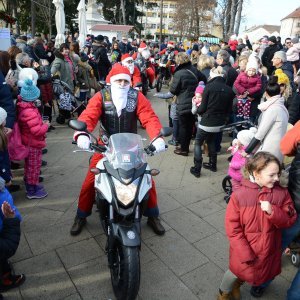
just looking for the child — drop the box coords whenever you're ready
[154,91,179,146]
[0,176,25,293]
[191,81,205,121]
[17,79,49,199]
[234,59,262,120]
[218,152,297,300]
[227,127,257,192]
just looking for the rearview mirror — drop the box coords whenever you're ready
[68,119,87,132]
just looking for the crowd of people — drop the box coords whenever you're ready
[0,30,299,299]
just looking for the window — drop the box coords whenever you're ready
[163,4,168,8]
[150,24,156,29]
[297,22,300,27]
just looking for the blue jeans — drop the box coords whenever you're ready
[172,119,179,142]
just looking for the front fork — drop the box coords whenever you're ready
[106,205,141,268]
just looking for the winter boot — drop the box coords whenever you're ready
[26,184,48,199]
[147,216,165,235]
[70,215,87,236]
[203,156,217,172]
[190,158,202,178]
[217,289,231,300]
[231,279,244,300]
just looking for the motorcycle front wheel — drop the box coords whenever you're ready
[156,75,162,92]
[111,242,140,300]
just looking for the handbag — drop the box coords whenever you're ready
[8,122,29,161]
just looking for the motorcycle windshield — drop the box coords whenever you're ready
[106,133,146,171]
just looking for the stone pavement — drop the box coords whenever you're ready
[5,89,297,300]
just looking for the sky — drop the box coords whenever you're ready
[241,0,299,30]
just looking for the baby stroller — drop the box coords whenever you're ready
[220,120,256,203]
[52,79,86,124]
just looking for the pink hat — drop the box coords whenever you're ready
[108,64,131,83]
[195,81,205,94]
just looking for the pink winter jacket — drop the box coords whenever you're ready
[228,147,247,181]
[17,101,48,149]
[234,72,262,96]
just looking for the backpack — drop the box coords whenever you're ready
[8,121,29,161]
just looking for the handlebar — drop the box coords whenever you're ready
[72,140,107,153]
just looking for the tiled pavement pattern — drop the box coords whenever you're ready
[5,89,297,299]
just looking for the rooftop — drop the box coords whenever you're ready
[281,7,300,21]
[90,24,134,32]
[245,24,280,33]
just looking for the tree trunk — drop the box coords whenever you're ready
[120,0,126,25]
[228,0,237,37]
[234,0,243,35]
[224,0,231,39]
[31,0,36,36]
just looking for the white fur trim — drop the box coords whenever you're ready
[110,73,131,83]
[167,43,175,48]
[122,57,132,63]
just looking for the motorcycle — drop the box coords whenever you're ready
[69,119,172,300]
[155,53,174,92]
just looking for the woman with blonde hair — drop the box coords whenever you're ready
[170,52,207,156]
[197,55,214,79]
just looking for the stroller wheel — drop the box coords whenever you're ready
[56,115,65,124]
[222,175,232,195]
[291,252,300,267]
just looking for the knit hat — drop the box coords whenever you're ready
[27,38,36,46]
[274,69,290,86]
[20,79,40,101]
[80,52,89,62]
[237,127,257,146]
[291,37,299,44]
[0,107,7,125]
[95,35,104,42]
[108,64,131,84]
[273,51,287,62]
[121,53,133,64]
[195,81,205,94]
[268,36,277,44]
[246,59,258,73]
[209,66,224,79]
[18,68,38,87]
[138,42,147,51]
[167,41,175,48]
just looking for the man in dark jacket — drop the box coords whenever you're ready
[170,53,207,156]
[261,36,281,75]
[190,66,235,177]
[92,38,111,81]
[118,36,133,54]
[216,50,238,88]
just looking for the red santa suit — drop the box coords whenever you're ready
[159,41,178,74]
[75,64,162,218]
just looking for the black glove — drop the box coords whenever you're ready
[245,137,260,154]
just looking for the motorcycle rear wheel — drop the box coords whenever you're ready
[156,75,162,92]
[111,242,140,300]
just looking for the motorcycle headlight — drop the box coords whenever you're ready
[112,178,139,206]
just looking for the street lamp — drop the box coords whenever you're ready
[159,0,163,47]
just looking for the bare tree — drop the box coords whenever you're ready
[228,0,237,36]
[120,0,126,25]
[234,0,243,35]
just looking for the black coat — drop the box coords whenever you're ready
[197,76,235,127]
[289,145,300,213]
[0,71,15,129]
[220,63,238,88]
[24,45,39,62]
[170,62,207,115]
[288,92,300,125]
[34,44,48,61]
[118,42,133,54]
[261,44,281,75]
[92,43,111,79]
[0,217,21,261]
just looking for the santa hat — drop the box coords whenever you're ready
[167,41,175,48]
[108,64,131,84]
[246,59,258,73]
[18,68,38,87]
[237,127,257,146]
[121,53,133,64]
[0,107,7,126]
[195,81,205,94]
[138,42,147,51]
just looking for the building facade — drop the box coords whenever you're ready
[137,0,217,41]
[280,7,300,40]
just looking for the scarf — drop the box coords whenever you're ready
[111,82,130,117]
[64,55,74,80]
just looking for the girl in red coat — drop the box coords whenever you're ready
[17,79,49,199]
[233,59,262,120]
[218,152,297,300]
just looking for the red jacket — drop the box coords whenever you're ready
[226,179,296,286]
[17,101,48,149]
[234,72,262,96]
[77,90,162,140]
[228,40,238,51]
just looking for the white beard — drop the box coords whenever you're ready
[142,49,151,59]
[111,82,130,117]
[123,62,134,74]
